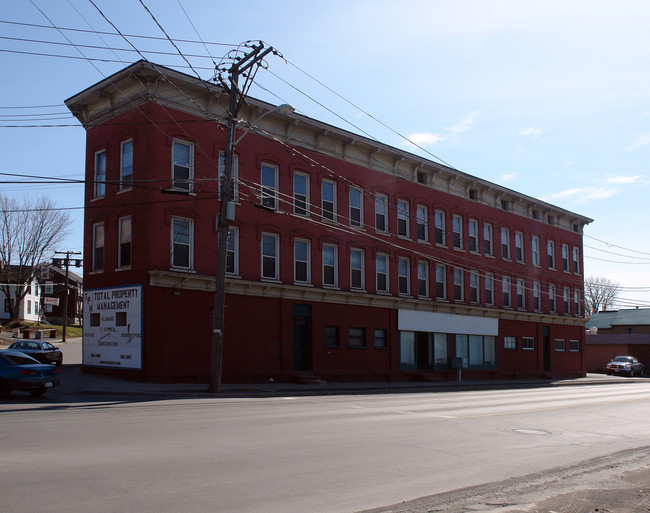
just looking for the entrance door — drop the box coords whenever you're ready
[292,304,312,371]
[543,326,551,372]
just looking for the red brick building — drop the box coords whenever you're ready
[65,61,592,382]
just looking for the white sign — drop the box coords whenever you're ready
[43,297,59,306]
[83,285,143,369]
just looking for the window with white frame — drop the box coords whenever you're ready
[375,194,388,232]
[453,268,464,301]
[376,253,389,293]
[118,216,132,268]
[533,281,541,311]
[547,240,555,269]
[416,205,428,242]
[484,223,493,256]
[572,247,580,274]
[261,162,278,210]
[349,188,363,228]
[468,219,479,253]
[522,337,535,350]
[398,256,410,296]
[350,248,364,290]
[261,233,279,280]
[515,232,524,262]
[470,271,479,303]
[563,286,571,315]
[226,227,239,275]
[417,261,428,298]
[397,199,409,237]
[293,172,309,216]
[485,272,494,305]
[555,339,566,351]
[94,150,106,198]
[502,276,511,308]
[172,140,193,191]
[171,217,192,269]
[452,215,463,249]
[92,222,104,272]
[219,151,239,201]
[504,336,517,350]
[120,139,133,191]
[569,339,579,352]
[322,244,338,287]
[549,284,556,313]
[435,210,445,245]
[532,236,540,266]
[501,227,510,260]
[562,243,569,272]
[294,238,311,284]
[436,264,446,299]
[516,278,526,309]
[574,289,581,316]
[322,180,336,221]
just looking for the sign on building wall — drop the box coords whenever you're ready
[83,285,143,369]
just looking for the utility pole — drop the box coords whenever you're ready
[53,251,82,342]
[208,43,277,393]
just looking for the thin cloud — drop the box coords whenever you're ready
[544,186,618,203]
[628,134,650,151]
[406,111,480,148]
[604,174,643,184]
[448,110,480,139]
[520,127,543,138]
[500,173,518,182]
[408,132,441,146]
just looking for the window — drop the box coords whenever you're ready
[375,194,388,232]
[436,264,447,299]
[515,232,524,262]
[120,139,133,190]
[455,334,497,367]
[555,339,566,351]
[453,268,464,302]
[417,261,428,298]
[533,281,541,311]
[562,243,569,272]
[118,216,132,268]
[563,286,571,315]
[374,329,387,348]
[261,162,278,209]
[398,257,410,295]
[45,281,53,294]
[522,337,535,350]
[569,339,579,352]
[219,152,239,201]
[171,217,192,269]
[322,244,338,287]
[435,210,445,245]
[322,180,336,221]
[502,276,511,308]
[433,333,449,368]
[572,247,580,274]
[350,249,364,290]
[94,150,106,198]
[416,205,428,242]
[261,233,279,280]
[574,289,581,316]
[547,240,555,269]
[226,227,239,275]
[376,253,389,293]
[92,222,104,272]
[172,140,193,191]
[501,227,510,260]
[516,279,525,309]
[532,236,540,266]
[397,200,409,237]
[470,271,479,303]
[484,223,493,256]
[325,326,340,347]
[452,215,463,249]
[349,188,363,228]
[549,284,557,313]
[293,172,309,216]
[468,219,479,252]
[349,327,366,347]
[485,273,494,305]
[504,336,517,350]
[294,239,311,284]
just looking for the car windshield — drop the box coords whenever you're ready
[613,356,633,362]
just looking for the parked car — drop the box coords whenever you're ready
[7,340,62,365]
[606,356,645,377]
[0,350,61,397]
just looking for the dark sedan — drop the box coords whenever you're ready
[8,340,62,365]
[0,350,61,397]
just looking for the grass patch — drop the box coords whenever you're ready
[1,321,82,339]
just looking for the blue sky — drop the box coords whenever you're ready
[2,0,650,307]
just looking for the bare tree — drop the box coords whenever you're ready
[0,194,71,321]
[584,276,620,317]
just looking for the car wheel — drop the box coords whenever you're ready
[29,388,46,398]
[56,355,63,366]
[0,379,11,398]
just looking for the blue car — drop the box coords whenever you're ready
[0,349,61,398]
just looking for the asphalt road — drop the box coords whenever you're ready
[2,379,650,513]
